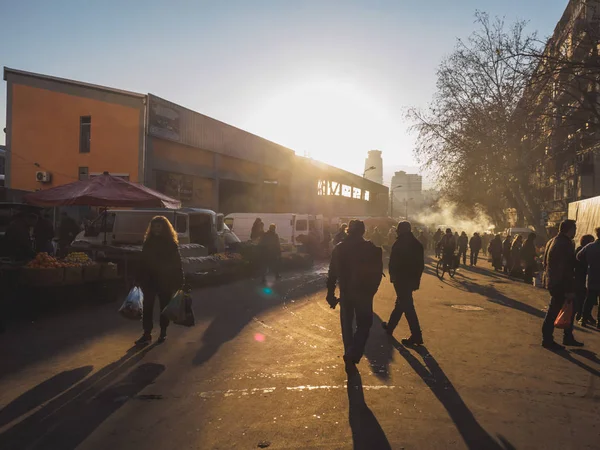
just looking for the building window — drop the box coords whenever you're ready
[353,187,361,199]
[364,190,370,201]
[78,166,89,181]
[80,116,91,153]
[342,185,352,197]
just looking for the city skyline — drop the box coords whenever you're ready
[1,0,569,179]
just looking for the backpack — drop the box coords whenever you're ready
[350,241,384,294]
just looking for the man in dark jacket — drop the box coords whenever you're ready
[469,232,482,266]
[489,235,503,271]
[58,212,80,257]
[542,219,583,349]
[458,232,468,265]
[433,228,443,257]
[574,234,595,323]
[382,221,425,346]
[576,227,600,329]
[327,220,382,370]
[260,224,281,282]
[502,234,513,274]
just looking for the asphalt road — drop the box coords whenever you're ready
[1,257,599,449]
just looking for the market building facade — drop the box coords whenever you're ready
[3,68,387,217]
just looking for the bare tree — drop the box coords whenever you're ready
[410,12,544,231]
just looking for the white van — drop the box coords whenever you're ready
[506,227,535,237]
[224,213,323,245]
[74,208,239,253]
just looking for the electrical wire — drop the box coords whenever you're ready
[5,149,79,181]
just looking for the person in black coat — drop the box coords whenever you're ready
[381,221,425,346]
[521,233,538,284]
[502,234,513,274]
[457,232,468,265]
[469,232,482,266]
[136,216,184,345]
[489,234,503,271]
[574,234,595,322]
[260,224,282,282]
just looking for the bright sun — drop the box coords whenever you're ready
[243,79,409,176]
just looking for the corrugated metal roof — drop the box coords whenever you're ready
[3,67,145,99]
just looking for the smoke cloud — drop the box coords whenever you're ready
[413,202,495,236]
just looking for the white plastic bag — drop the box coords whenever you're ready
[162,290,195,327]
[119,287,143,320]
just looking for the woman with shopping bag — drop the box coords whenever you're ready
[135,216,183,345]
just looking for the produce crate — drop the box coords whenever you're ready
[64,266,83,284]
[83,263,101,282]
[21,268,65,286]
[101,263,119,280]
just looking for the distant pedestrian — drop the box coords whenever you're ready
[58,212,80,257]
[574,234,595,323]
[469,232,482,266]
[489,234,503,271]
[502,234,513,274]
[510,235,524,278]
[136,216,184,345]
[542,219,583,349]
[457,232,468,265]
[481,233,490,257]
[521,233,538,284]
[333,223,348,246]
[370,226,384,247]
[250,218,265,242]
[260,224,282,282]
[575,227,600,329]
[382,221,425,346]
[326,220,383,372]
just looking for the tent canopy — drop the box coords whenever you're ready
[24,172,181,209]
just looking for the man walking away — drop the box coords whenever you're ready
[576,227,600,329]
[458,232,468,265]
[521,233,538,284]
[382,221,425,346]
[333,223,348,246]
[489,234,503,271]
[260,224,281,283]
[419,230,429,254]
[574,234,595,323]
[469,232,482,266]
[542,219,583,349]
[502,234,513,274]
[326,220,383,371]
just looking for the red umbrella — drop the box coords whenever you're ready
[24,172,181,209]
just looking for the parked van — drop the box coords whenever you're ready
[74,208,239,254]
[224,213,323,245]
[506,227,535,237]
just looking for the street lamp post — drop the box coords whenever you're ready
[363,166,376,177]
[390,185,403,219]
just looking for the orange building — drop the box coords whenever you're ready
[4,68,387,216]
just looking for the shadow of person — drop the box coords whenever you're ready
[0,344,161,450]
[347,371,392,450]
[545,347,600,378]
[391,340,514,450]
[364,315,394,381]
[0,365,94,428]
[571,348,600,365]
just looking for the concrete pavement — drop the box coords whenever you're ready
[0,259,599,449]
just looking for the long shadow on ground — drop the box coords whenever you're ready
[364,315,394,381]
[390,339,515,450]
[347,371,392,450]
[192,271,326,365]
[0,344,162,450]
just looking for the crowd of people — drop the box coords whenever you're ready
[326,217,600,372]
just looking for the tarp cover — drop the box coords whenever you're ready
[24,173,181,209]
[568,195,600,242]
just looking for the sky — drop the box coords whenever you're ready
[1,0,570,186]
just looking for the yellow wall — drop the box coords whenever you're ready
[9,83,141,191]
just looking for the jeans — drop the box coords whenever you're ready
[340,292,374,362]
[542,287,574,341]
[458,248,467,265]
[386,283,422,338]
[582,289,600,320]
[470,249,480,266]
[142,287,173,334]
